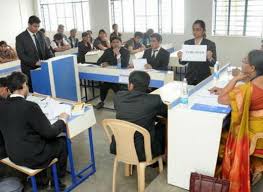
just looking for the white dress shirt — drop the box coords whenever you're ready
[151,46,161,58]
[10,94,24,98]
[27,29,37,48]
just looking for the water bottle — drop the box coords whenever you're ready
[180,78,189,107]
[213,61,220,81]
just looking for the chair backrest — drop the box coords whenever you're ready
[102,119,153,164]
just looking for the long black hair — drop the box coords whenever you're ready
[193,20,207,38]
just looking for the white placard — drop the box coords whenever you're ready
[132,58,147,70]
[182,45,207,62]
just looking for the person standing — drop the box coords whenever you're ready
[177,20,217,85]
[110,24,122,40]
[16,16,53,92]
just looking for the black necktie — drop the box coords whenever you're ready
[33,34,43,60]
[151,50,158,60]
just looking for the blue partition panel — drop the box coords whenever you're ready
[52,56,78,101]
[31,62,51,95]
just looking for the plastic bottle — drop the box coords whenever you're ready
[213,61,220,81]
[180,78,189,107]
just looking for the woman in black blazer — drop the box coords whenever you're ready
[178,20,217,85]
[77,32,93,63]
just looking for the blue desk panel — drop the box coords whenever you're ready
[79,72,164,88]
[31,63,52,95]
[52,56,78,101]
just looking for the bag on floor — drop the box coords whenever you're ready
[0,177,23,192]
[189,172,230,192]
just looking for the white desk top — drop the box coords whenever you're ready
[27,94,96,139]
[0,60,21,77]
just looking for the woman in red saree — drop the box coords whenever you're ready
[215,50,263,192]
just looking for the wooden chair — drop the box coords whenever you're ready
[0,158,60,192]
[102,119,163,192]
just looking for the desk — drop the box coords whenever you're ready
[0,60,21,77]
[27,94,96,192]
[55,48,78,57]
[79,65,174,88]
[167,64,231,190]
[84,50,104,63]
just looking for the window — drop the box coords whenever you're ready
[213,0,263,37]
[110,0,184,34]
[39,0,90,32]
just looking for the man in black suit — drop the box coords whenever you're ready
[95,36,130,109]
[0,72,68,189]
[111,71,167,161]
[16,16,53,92]
[143,33,170,71]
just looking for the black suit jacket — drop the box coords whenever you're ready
[111,90,167,161]
[16,30,53,75]
[179,38,217,85]
[77,41,92,63]
[143,47,170,71]
[68,37,79,48]
[0,97,66,169]
[97,47,130,68]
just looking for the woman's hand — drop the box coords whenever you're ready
[233,73,250,82]
[208,87,223,95]
[207,50,213,61]
[177,51,183,60]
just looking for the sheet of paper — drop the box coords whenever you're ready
[182,45,207,62]
[27,96,72,122]
[133,58,147,70]
[79,63,99,67]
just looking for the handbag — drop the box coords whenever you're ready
[190,172,230,192]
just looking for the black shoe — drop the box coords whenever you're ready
[95,102,104,109]
[51,179,67,191]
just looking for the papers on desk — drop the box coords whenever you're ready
[181,45,207,62]
[79,63,99,67]
[132,58,147,70]
[191,103,231,114]
[85,50,101,55]
[27,96,72,123]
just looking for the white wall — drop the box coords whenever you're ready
[88,0,262,66]
[0,0,35,46]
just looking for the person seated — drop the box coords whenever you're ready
[50,33,71,53]
[0,41,17,64]
[0,77,9,159]
[142,33,170,71]
[110,71,167,161]
[95,36,130,109]
[93,29,111,50]
[142,28,154,48]
[77,32,93,63]
[124,32,145,54]
[211,50,263,191]
[0,77,10,100]
[261,40,263,50]
[57,24,68,42]
[86,30,93,42]
[68,29,79,48]
[110,24,121,40]
[39,28,51,48]
[0,72,69,189]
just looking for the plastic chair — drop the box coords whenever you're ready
[102,119,163,192]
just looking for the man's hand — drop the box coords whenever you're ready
[35,61,41,66]
[101,62,109,68]
[128,64,134,68]
[144,64,152,69]
[113,47,120,56]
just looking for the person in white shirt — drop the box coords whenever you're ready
[50,33,71,53]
